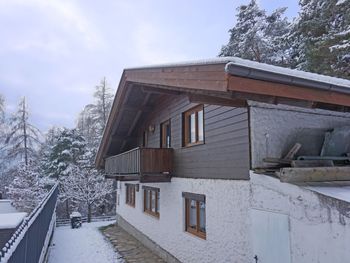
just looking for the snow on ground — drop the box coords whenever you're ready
[48,220,122,263]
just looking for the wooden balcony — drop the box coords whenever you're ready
[105,147,173,182]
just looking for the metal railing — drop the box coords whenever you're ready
[0,183,59,263]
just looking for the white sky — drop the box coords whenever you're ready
[0,0,299,131]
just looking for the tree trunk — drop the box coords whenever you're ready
[66,199,70,219]
[22,98,28,166]
[87,203,92,223]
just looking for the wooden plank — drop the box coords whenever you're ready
[228,75,350,107]
[188,94,246,107]
[140,175,171,183]
[263,158,292,165]
[283,143,301,160]
[126,63,227,74]
[291,160,334,168]
[279,167,350,183]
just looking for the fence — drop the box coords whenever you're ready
[56,215,116,227]
[0,183,59,263]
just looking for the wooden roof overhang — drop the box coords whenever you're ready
[96,58,350,169]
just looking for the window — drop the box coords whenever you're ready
[143,186,160,218]
[125,184,136,207]
[160,120,171,148]
[183,192,206,239]
[183,105,204,147]
[142,130,148,147]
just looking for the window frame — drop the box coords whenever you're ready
[182,192,206,239]
[125,184,136,207]
[142,130,148,147]
[160,119,171,148]
[143,186,160,218]
[182,105,205,147]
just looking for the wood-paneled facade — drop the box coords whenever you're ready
[97,58,350,182]
[105,93,250,180]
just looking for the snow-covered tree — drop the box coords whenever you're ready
[0,94,5,124]
[6,163,48,212]
[219,0,291,66]
[60,151,113,222]
[45,128,85,179]
[5,97,41,165]
[291,0,350,78]
[77,104,99,150]
[77,78,113,149]
[93,77,113,133]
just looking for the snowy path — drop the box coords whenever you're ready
[48,220,121,263]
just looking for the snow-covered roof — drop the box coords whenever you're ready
[225,57,350,89]
[70,212,82,218]
[0,212,27,229]
[124,57,235,70]
[126,56,350,93]
[307,186,350,203]
[0,200,18,214]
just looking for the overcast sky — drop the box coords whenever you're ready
[0,0,299,131]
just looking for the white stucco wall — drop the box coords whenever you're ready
[250,171,350,263]
[117,174,350,263]
[249,102,350,168]
[117,178,252,263]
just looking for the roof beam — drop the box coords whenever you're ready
[120,93,151,152]
[140,85,182,96]
[188,94,246,107]
[228,75,350,108]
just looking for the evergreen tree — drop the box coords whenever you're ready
[46,128,85,179]
[39,126,62,177]
[219,0,291,66]
[289,0,350,78]
[5,97,41,165]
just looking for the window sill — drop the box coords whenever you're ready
[126,203,135,208]
[185,228,206,240]
[183,141,205,148]
[144,210,160,219]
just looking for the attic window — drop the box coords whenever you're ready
[183,105,204,147]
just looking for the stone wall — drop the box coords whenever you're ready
[249,102,350,168]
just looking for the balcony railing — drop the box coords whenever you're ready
[105,147,173,182]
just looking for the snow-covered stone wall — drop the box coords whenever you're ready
[249,172,350,263]
[117,178,251,263]
[249,102,350,168]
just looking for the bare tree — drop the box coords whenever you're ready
[5,97,41,165]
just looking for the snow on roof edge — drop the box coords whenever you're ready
[225,57,350,89]
[124,57,235,71]
[124,56,350,89]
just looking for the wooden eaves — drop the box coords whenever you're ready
[95,57,350,169]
